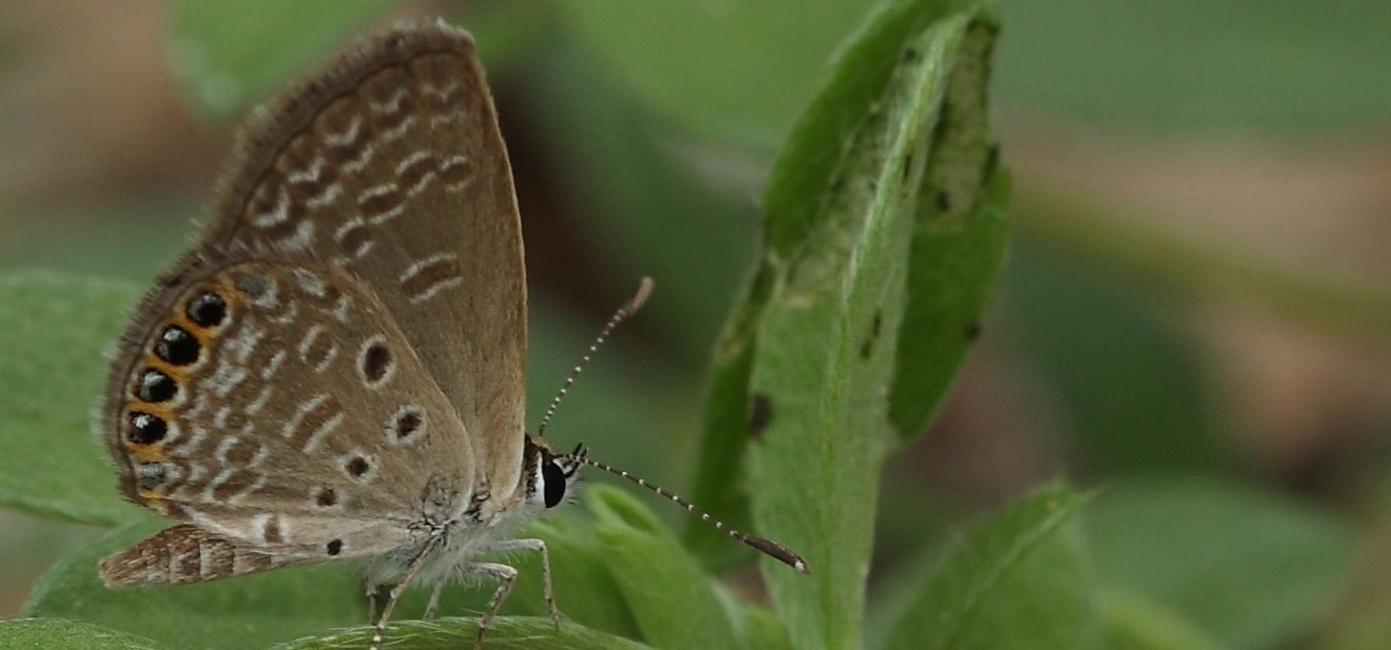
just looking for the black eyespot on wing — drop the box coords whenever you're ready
[154,325,200,366]
[135,368,177,403]
[186,292,228,328]
[543,461,566,508]
[127,412,168,445]
[326,539,343,556]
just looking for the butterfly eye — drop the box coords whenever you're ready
[542,461,567,508]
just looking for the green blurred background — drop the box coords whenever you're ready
[1,1,1388,648]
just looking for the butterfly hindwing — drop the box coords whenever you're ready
[100,256,476,578]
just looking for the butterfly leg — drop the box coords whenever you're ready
[365,580,392,625]
[482,538,561,630]
[369,537,441,650]
[423,580,445,621]
[465,561,519,650]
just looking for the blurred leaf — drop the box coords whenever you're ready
[170,0,393,120]
[742,603,795,650]
[24,519,363,650]
[521,47,759,363]
[587,486,745,650]
[0,272,142,527]
[1000,239,1225,473]
[996,0,1391,134]
[952,518,1097,649]
[1100,589,1224,650]
[0,618,165,649]
[878,483,1093,650]
[0,201,195,282]
[557,0,881,148]
[271,617,656,650]
[1087,476,1354,650]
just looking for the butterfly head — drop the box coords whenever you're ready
[523,435,583,510]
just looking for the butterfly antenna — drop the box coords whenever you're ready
[562,446,810,574]
[536,277,654,438]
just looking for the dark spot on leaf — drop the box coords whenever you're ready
[985,143,1001,175]
[936,190,952,212]
[965,321,982,342]
[903,46,920,63]
[748,393,773,437]
[861,310,884,360]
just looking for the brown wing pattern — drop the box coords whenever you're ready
[206,21,526,497]
[100,258,474,567]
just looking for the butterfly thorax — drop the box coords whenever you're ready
[365,434,575,586]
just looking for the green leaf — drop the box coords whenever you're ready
[1100,589,1224,650]
[0,618,165,650]
[877,484,1091,650]
[687,0,1007,573]
[0,272,143,526]
[887,146,1009,439]
[1087,476,1354,650]
[270,617,657,650]
[169,0,394,120]
[24,519,364,650]
[948,518,1097,650]
[867,499,1097,650]
[719,2,1004,648]
[587,486,745,650]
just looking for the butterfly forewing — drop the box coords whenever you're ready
[208,23,527,498]
[100,259,476,584]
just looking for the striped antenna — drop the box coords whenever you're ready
[536,277,654,438]
[562,445,810,574]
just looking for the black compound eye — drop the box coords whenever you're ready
[542,461,567,508]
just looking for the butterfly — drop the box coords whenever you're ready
[95,18,805,650]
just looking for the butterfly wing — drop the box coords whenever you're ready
[204,21,527,498]
[99,257,476,583]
